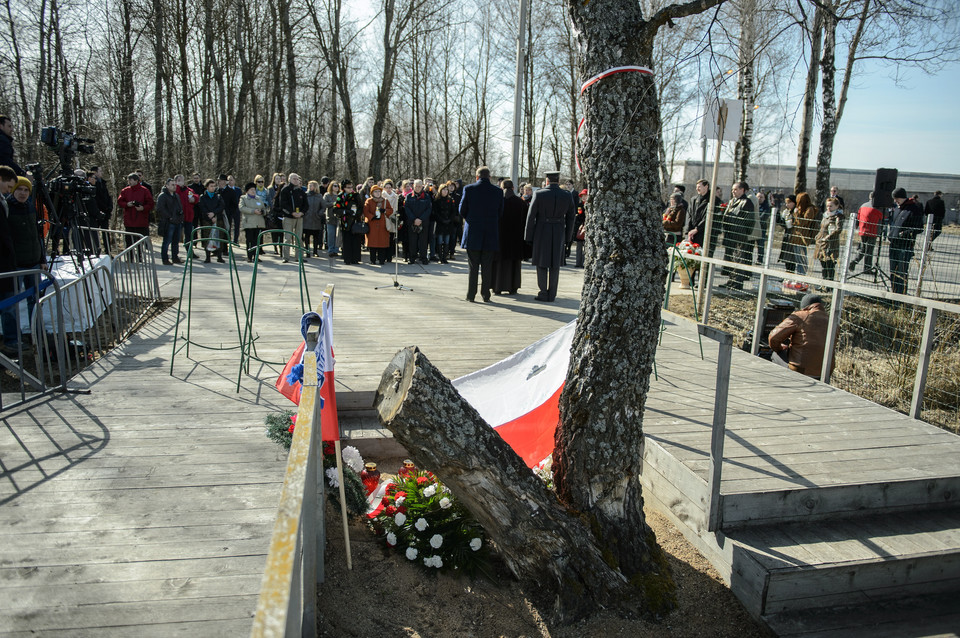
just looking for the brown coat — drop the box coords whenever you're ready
[662,205,686,234]
[791,193,819,247]
[768,304,830,378]
[363,197,394,248]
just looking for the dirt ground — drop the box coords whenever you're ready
[318,472,771,638]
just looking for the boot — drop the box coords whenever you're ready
[216,250,225,263]
[204,251,211,264]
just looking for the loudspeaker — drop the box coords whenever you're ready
[873,168,898,208]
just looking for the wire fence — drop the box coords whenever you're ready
[665,211,960,434]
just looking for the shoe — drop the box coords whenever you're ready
[172,257,183,264]
[534,293,549,301]
[162,259,172,265]
[216,256,225,263]
[0,344,20,358]
[204,253,211,264]
[440,259,448,264]
[430,255,440,262]
[466,296,475,303]
[283,259,289,263]
[420,258,429,265]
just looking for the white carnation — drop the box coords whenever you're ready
[414,517,428,531]
[470,537,482,552]
[341,446,364,474]
[405,547,418,560]
[430,534,443,549]
[439,497,452,509]
[386,532,397,546]
[423,484,437,497]
[423,555,443,568]
[325,467,339,488]
[394,512,406,526]
[395,495,406,506]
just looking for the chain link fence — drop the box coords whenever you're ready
[665,210,960,434]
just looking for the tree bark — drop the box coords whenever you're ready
[374,347,672,623]
[794,5,822,195]
[733,0,756,184]
[814,1,837,208]
[279,0,299,169]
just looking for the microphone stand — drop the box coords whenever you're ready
[375,224,412,291]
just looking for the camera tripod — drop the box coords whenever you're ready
[847,221,891,291]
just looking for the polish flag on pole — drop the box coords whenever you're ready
[452,321,574,468]
[276,293,339,441]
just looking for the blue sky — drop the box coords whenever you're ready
[798,62,959,175]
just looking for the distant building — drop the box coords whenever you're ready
[670,161,960,222]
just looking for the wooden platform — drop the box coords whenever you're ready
[3,247,959,636]
[0,252,582,636]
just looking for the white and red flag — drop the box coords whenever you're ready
[452,321,574,468]
[276,292,339,441]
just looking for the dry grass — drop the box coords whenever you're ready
[665,291,960,434]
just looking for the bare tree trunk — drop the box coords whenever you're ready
[836,0,871,127]
[153,0,165,173]
[814,1,837,209]
[733,0,756,184]
[279,0,299,168]
[794,5,822,195]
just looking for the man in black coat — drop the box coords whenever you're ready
[524,171,576,302]
[721,181,756,290]
[0,116,25,176]
[279,173,308,263]
[888,187,924,296]
[90,165,113,249]
[459,166,503,302]
[924,190,945,243]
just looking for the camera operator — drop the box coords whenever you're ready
[73,169,105,255]
[0,173,45,357]
[117,172,154,249]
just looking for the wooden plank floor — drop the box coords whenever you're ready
[0,251,583,636]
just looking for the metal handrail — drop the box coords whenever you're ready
[251,285,334,638]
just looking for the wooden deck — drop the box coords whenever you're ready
[3,247,959,636]
[0,252,581,636]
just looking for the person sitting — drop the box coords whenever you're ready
[767,294,829,380]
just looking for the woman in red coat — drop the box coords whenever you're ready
[363,184,394,265]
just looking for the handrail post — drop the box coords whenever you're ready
[910,307,938,419]
[698,324,732,532]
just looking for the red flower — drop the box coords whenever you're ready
[385,505,397,516]
[397,505,407,514]
[290,414,297,424]
[394,491,407,500]
[288,424,295,433]
[323,441,335,456]
[416,476,429,485]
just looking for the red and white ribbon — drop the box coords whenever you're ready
[579,65,653,95]
[576,65,654,173]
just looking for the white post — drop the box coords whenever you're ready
[697,103,727,321]
[509,0,529,185]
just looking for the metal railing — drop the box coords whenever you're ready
[0,230,161,411]
[251,286,334,638]
[665,213,960,431]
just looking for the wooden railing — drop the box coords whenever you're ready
[251,286,333,638]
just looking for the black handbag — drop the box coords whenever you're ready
[351,220,370,235]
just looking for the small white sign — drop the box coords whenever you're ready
[701,98,743,141]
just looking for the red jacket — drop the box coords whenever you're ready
[856,203,883,237]
[117,184,155,228]
[176,184,197,223]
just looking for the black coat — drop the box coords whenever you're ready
[889,198,924,244]
[524,184,576,269]
[925,195,946,225]
[432,195,458,235]
[94,178,113,216]
[0,132,24,175]
[500,191,528,261]
[278,184,308,218]
[219,185,241,214]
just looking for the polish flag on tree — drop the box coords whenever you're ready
[276,294,339,441]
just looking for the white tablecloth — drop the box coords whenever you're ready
[20,255,114,333]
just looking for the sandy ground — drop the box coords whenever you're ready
[318,485,772,638]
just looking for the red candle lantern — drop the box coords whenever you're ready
[360,462,380,495]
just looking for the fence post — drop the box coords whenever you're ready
[910,307,938,419]
[699,324,732,532]
[821,215,856,384]
[915,217,934,297]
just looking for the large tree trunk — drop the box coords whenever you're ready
[374,347,667,623]
[794,5,822,195]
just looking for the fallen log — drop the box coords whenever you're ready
[374,346,674,623]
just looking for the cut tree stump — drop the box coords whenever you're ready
[374,346,674,623]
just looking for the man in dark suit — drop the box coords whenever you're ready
[524,171,576,302]
[459,166,503,302]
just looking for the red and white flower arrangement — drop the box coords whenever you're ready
[371,468,488,575]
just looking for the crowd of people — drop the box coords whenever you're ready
[667,179,938,296]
